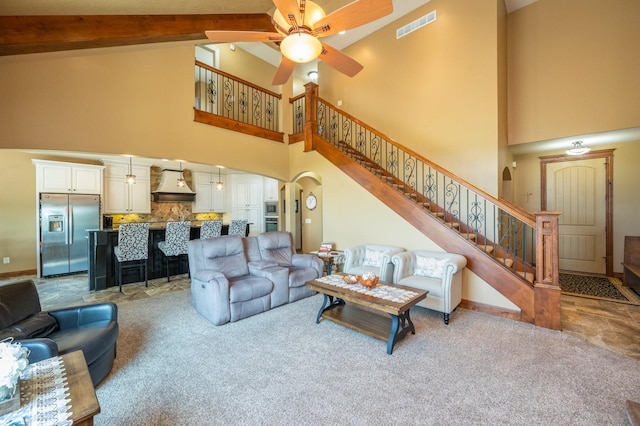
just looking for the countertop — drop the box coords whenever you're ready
[89,221,242,232]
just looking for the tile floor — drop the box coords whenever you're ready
[2,273,639,361]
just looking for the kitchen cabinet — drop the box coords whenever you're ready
[103,162,151,213]
[33,160,103,194]
[230,174,263,235]
[264,177,279,201]
[193,172,226,213]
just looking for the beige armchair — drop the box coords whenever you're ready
[343,244,405,282]
[392,250,467,324]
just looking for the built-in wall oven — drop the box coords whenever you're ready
[265,216,278,232]
[265,201,278,216]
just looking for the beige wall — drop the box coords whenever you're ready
[507,0,640,145]
[512,140,640,273]
[318,0,503,196]
[0,41,289,180]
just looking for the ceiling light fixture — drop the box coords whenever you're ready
[177,161,186,187]
[308,70,318,81]
[280,32,323,63]
[216,167,224,190]
[273,0,326,64]
[566,141,591,156]
[125,156,136,184]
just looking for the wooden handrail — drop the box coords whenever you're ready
[195,60,282,99]
[289,93,305,103]
[315,96,536,227]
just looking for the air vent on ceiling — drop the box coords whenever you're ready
[396,10,437,39]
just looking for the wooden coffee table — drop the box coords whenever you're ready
[306,275,427,354]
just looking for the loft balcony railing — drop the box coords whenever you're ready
[291,84,561,315]
[195,61,281,134]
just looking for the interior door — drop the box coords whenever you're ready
[546,158,606,274]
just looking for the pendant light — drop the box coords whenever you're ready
[177,161,186,187]
[215,167,224,190]
[125,156,136,184]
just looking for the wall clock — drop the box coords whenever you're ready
[305,192,317,210]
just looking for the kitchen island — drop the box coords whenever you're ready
[87,222,250,290]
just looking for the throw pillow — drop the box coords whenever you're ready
[414,256,449,279]
[362,248,386,268]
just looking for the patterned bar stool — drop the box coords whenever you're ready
[158,221,191,282]
[114,223,149,293]
[200,220,222,239]
[228,219,248,236]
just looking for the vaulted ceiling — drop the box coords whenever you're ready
[0,0,538,56]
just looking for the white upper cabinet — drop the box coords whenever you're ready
[193,171,226,213]
[33,160,103,194]
[230,174,263,235]
[264,177,279,201]
[103,161,151,213]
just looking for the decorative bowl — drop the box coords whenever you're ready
[342,274,358,284]
[356,274,379,288]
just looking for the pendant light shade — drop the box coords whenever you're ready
[177,161,186,187]
[126,156,136,184]
[216,167,224,190]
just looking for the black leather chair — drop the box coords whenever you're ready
[0,279,119,387]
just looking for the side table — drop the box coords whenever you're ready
[310,250,344,276]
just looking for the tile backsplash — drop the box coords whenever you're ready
[108,166,224,226]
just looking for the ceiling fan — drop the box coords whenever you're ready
[205,0,393,85]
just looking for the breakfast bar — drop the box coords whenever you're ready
[87,222,249,290]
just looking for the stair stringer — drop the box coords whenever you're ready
[314,135,535,323]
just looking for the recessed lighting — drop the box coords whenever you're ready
[338,30,346,35]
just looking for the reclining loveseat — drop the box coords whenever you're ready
[188,231,323,326]
[0,279,119,386]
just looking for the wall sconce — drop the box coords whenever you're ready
[566,141,591,156]
[125,156,136,184]
[177,161,186,187]
[216,167,224,190]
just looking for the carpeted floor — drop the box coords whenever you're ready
[559,273,640,305]
[93,289,640,425]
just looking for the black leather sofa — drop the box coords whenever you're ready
[0,279,119,386]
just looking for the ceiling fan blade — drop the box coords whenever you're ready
[273,0,302,25]
[272,56,297,85]
[318,42,364,77]
[205,31,284,43]
[313,0,393,37]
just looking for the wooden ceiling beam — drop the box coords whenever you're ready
[0,14,274,56]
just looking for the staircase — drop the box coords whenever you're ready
[298,83,561,330]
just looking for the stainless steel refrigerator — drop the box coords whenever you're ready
[40,193,100,277]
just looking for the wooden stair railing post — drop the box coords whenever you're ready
[303,82,318,152]
[533,211,562,330]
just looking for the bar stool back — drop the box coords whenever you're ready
[114,223,149,292]
[228,219,248,236]
[158,221,191,281]
[200,220,223,239]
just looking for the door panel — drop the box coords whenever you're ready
[547,158,606,274]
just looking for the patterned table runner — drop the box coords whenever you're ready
[0,356,72,426]
[315,274,419,303]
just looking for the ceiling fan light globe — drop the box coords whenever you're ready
[280,33,322,63]
[305,1,326,27]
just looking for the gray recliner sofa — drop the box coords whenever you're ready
[188,232,323,326]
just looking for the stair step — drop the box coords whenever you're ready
[444,222,460,229]
[496,257,514,268]
[404,192,417,199]
[430,211,445,218]
[481,245,494,254]
[460,232,477,240]
[518,271,535,282]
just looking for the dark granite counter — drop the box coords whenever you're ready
[87,222,250,290]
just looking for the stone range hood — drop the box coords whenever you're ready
[152,169,196,202]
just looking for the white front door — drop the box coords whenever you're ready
[546,158,606,274]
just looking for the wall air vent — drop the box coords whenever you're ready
[396,10,437,39]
